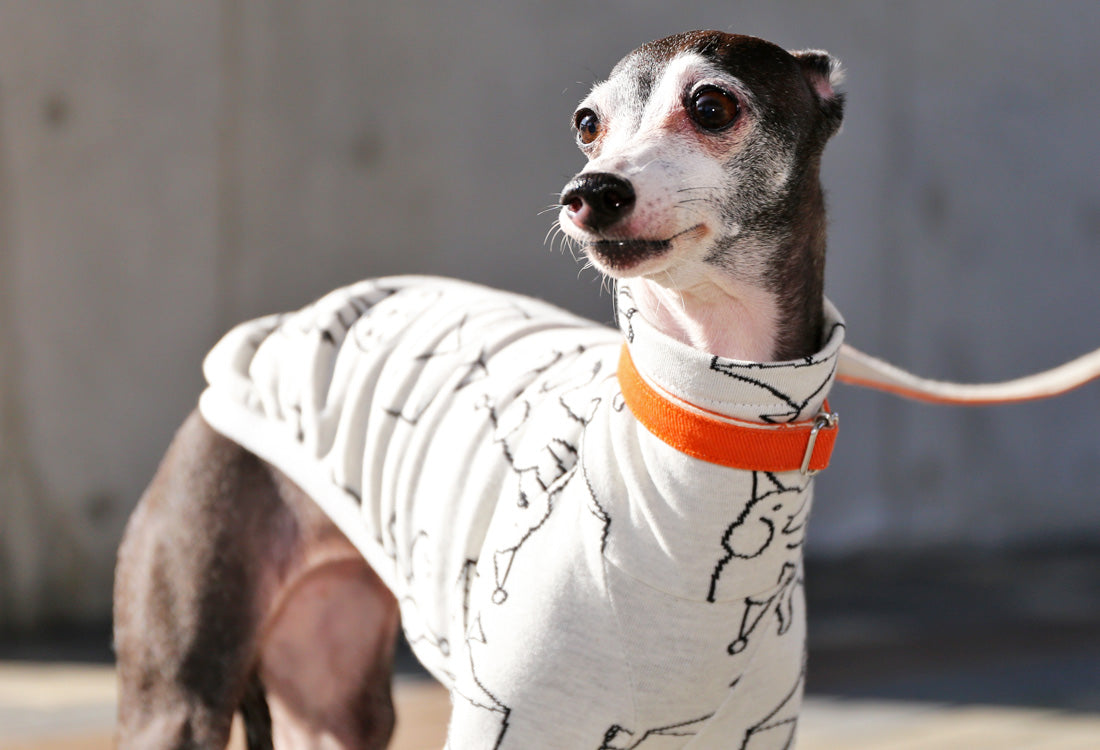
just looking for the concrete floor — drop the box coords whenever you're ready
[2,663,1100,750]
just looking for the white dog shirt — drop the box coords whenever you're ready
[199,276,844,749]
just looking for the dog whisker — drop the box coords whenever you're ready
[544,221,582,263]
[544,221,561,247]
[554,228,581,262]
[577,257,603,284]
[663,269,687,312]
[554,225,580,262]
[673,204,709,224]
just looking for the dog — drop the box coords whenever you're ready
[114,30,846,749]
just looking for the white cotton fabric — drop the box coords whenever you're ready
[198,275,845,750]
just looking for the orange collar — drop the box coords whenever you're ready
[617,345,838,474]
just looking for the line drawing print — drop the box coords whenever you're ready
[473,349,604,604]
[708,472,810,602]
[203,277,837,748]
[582,457,612,554]
[615,285,640,344]
[726,561,801,656]
[399,532,452,661]
[598,712,715,749]
[736,658,806,750]
[708,355,838,423]
[453,614,512,750]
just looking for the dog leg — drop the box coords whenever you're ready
[255,457,401,749]
[115,411,279,748]
[114,411,400,748]
[257,555,399,749]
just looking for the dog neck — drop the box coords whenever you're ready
[621,276,781,363]
[620,170,827,364]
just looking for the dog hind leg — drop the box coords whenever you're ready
[114,411,286,748]
[115,410,401,749]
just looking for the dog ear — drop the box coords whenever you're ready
[791,49,845,136]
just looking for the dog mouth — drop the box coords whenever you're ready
[583,225,704,273]
[588,238,672,271]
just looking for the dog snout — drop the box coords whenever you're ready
[561,173,636,232]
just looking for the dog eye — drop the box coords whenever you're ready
[574,108,601,145]
[689,87,740,131]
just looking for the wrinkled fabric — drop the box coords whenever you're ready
[199,276,845,749]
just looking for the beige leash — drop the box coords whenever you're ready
[837,343,1100,405]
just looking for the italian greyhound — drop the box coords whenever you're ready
[115,31,846,749]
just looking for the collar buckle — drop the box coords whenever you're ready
[801,410,839,475]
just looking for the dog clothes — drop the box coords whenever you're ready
[199,276,845,750]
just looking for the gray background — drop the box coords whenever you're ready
[1,1,1097,628]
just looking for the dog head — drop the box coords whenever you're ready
[559,31,844,291]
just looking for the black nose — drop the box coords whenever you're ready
[561,172,636,231]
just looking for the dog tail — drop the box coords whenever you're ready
[239,670,274,750]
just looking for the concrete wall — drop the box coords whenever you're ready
[1,1,1098,627]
